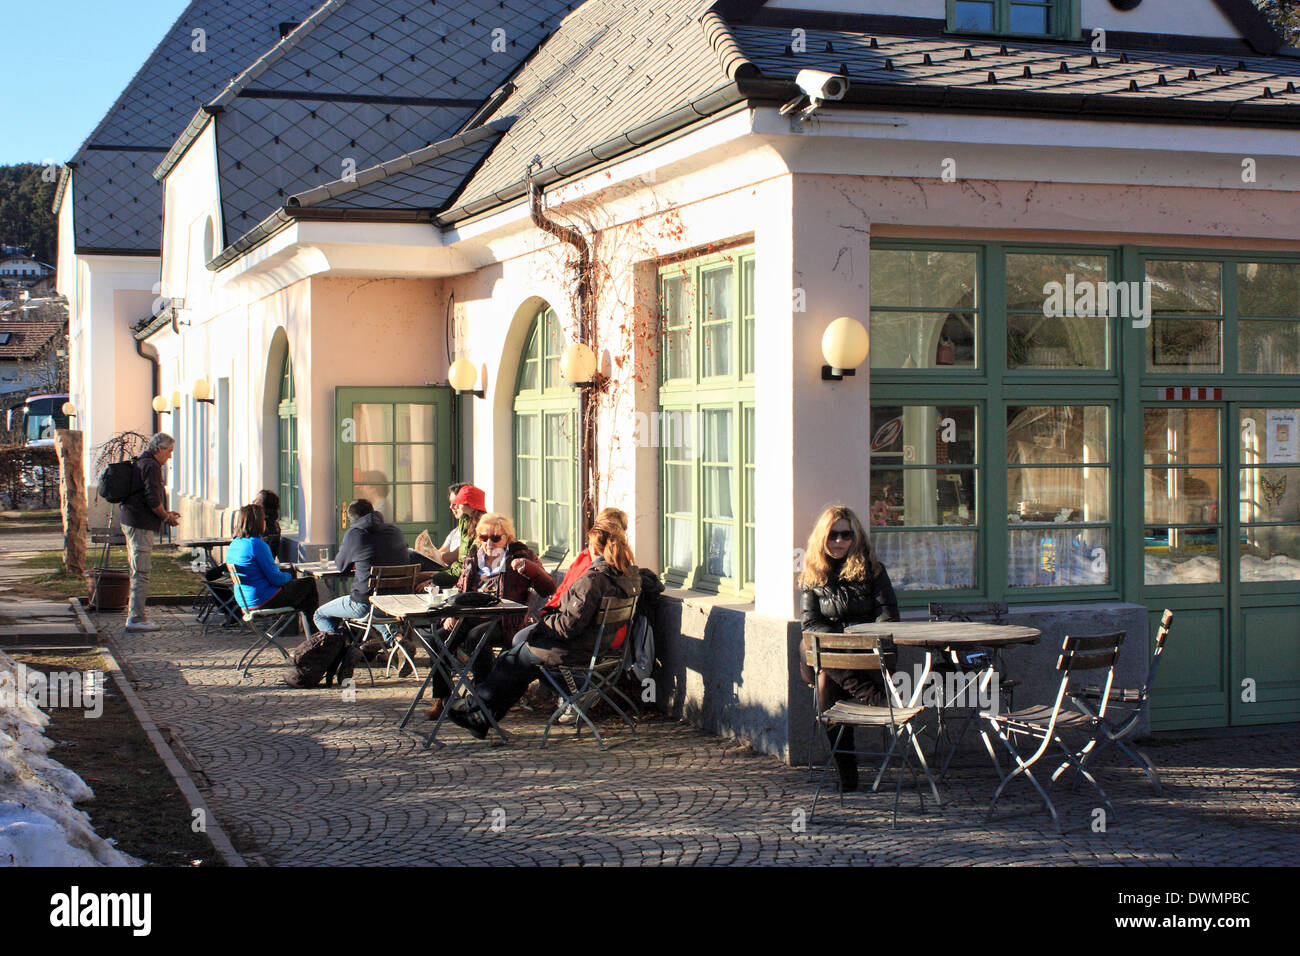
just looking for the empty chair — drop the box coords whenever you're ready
[1066,609,1174,794]
[805,631,941,828]
[980,630,1125,831]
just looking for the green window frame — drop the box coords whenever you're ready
[658,248,756,595]
[870,239,1120,605]
[277,354,299,531]
[513,305,579,558]
[946,0,1078,39]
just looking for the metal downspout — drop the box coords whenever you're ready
[134,334,160,434]
[526,158,596,537]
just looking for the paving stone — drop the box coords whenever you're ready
[94,607,1300,867]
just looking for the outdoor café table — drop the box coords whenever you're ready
[369,593,528,749]
[179,537,232,569]
[842,620,1042,779]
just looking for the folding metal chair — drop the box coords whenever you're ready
[342,564,420,684]
[227,564,301,678]
[538,592,639,750]
[805,631,941,828]
[1065,609,1173,794]
[980,630,1125,831]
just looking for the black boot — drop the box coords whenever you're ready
[829,725,859,792]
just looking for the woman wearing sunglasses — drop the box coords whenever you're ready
[426,512,556,718]
[800,504,900,792]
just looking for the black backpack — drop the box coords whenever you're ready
[282,631,349,689]
[98,458,138,504]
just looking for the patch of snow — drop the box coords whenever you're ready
[0,651,136,867]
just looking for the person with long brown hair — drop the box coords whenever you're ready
[446,513,642,739]
[800,504,900,792]
[227,504,320,619]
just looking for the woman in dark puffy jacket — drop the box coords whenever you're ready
[800,504,900,792]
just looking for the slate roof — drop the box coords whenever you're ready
[288,120,511,211]
[188,0,574,249]
[445,0,738,218]
[60,0,325,253]
[729,24,1300,112]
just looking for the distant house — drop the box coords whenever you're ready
[0,297,69,439]
[62,0,1300,752]
[0,254,53,281]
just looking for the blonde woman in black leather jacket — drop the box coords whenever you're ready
[800,504,900,791]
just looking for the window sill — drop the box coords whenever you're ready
[661,586,755,614]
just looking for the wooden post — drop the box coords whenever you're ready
[54,429,86,576]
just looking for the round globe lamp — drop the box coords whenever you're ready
[193,378,214,404]
[559,342,597,386]
[821,316,869,381]
[152,395,170,414]
[448,357,483,397]
[61,401,76,417]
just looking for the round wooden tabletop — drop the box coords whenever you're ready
[843,620,1041,647]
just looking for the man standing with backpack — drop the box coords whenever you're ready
[118,432,180,632]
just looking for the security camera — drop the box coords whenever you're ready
[795,69,849,103]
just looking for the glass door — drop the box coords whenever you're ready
[1233,405,1300,725]
[334,386,454,546]
[1140,403,1229,729]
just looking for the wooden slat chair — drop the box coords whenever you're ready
[980,630,1125,831]
[197,572,243,636]
[538,593,639,751]
[342,564,421,684]
[805,632,941,828]
[1065,609,1174,794]
[227,564,301,679]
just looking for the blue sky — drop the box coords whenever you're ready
[0,0,190,165]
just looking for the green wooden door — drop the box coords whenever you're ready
[334,386,454,547]
[1140,400,1300,728]
[1232,403,1300,726]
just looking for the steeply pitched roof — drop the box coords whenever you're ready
[287,119,512,211]
[187,0,573,251]
[60,0,325,254]
[445,0,740,219]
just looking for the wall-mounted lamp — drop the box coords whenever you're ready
[61,401,77,419]
[448,357,484,399]
[152,395,171,415]
[821,316,870,381]
[193,378,215,405]
[171,389,182,408]
[559,342,597,387]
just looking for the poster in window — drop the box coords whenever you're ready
[1266,409,1299,464]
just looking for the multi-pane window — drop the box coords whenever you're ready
[1007,405,1111,587]
[659,248,755,593]
[1006,252,1112,371]
[949,0,1068,37]
[350,402,438,524]
[1240,407,1300,582]
[870,248,979,370]
[870,404,979,590]
[513,306,578,558]
[1146,259,1223,373]
[1144,407,1222,585]
[1238,263,1300,375]
[277,355,299,529]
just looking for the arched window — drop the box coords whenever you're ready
[513,305,579,558]
[277,354,299,529]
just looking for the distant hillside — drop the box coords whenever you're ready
[1256,0,1300,45]
[0,165,58,267]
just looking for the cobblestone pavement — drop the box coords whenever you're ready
[97,607,1300,866]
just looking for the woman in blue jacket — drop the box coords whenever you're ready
[227,505,319,618]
